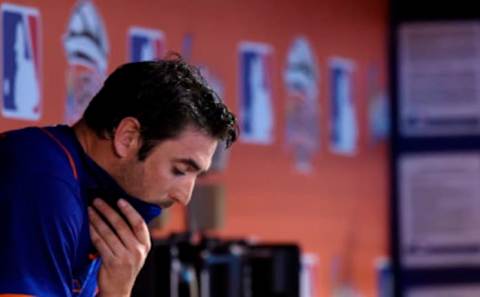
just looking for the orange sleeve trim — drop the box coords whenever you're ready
[39,128,79,180]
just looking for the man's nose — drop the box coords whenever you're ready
[173,176,196,206]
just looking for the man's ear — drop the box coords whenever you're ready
[112,117,142,158]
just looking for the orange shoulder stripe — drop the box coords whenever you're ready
[39,128,79,180]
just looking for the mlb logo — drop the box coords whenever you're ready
[239,42,274,144]
[329,58,357,155]
[1,3,41,121]
[128,27,165,62]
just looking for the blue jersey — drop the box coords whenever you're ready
[0,125,162,296]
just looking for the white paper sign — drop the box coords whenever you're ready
[407,285,480,297]
[399,22,480,136]
[400,153,480,267]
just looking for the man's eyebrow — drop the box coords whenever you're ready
[174,158,204,173]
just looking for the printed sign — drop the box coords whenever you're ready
[1,3,41,121]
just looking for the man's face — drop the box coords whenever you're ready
[115,126,218,208]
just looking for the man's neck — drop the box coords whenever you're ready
[72,120,115,175]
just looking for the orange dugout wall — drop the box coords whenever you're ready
[0,0,389,296]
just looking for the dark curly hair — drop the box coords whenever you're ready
[82,55,238,160]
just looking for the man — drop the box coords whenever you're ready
[0,57,238,296]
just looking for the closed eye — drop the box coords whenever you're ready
[172,168,186,176]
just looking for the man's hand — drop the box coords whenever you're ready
[88,198,151,297]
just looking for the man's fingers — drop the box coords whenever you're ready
[89,223,114,260]
[92,199,137,249]
[88,206,125,255]
[89,201,151,297]
[117,199,150,248]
